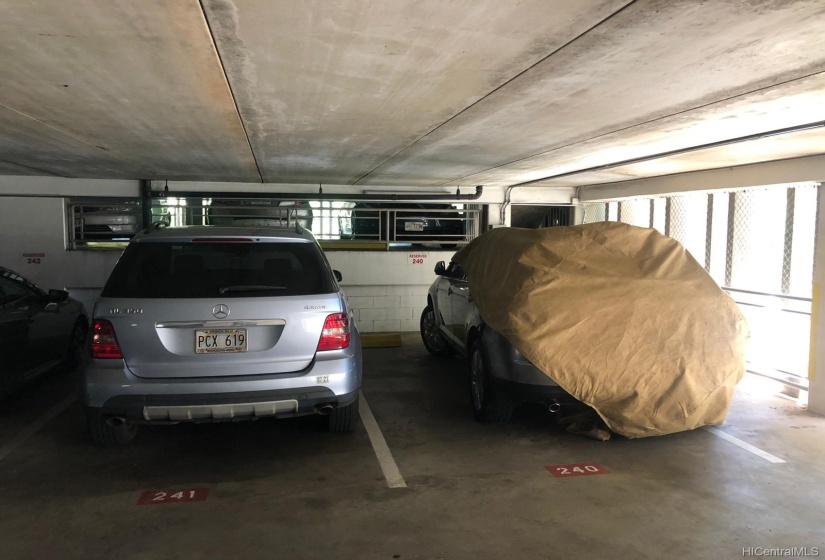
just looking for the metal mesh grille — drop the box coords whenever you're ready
[727,188,787,294]
[582,203,607,223]
[618,198,651,228]
[652,198,667,234]
[578,185,818,297]
[667,192,708,265]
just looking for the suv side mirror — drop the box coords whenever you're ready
[48,289,69,302]
[333,270,343,282]
[434,261,446,276]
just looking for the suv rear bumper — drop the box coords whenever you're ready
[85,387,359,423]
[80,344,362,422]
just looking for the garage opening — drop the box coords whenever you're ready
[66,197,482,252]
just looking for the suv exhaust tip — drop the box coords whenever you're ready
[105,416,128,426]
[316,404,334,415]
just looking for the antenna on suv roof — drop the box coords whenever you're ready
[148,221,169,232]
[295,221,304,235]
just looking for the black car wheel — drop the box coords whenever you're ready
[420,306,454,357]
[86,412,138,447]
[326,396,359,432]
[64,319,87,371]
[469,339,513,423]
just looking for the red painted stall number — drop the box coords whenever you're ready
[545,463,609,478]
[137,488,209,505]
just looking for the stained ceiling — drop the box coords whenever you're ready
[1,0,824,191]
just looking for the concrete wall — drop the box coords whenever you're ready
[327,251,452,333]
[0,197,121,313]
[0,195,448,332]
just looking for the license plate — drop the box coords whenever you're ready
[195,329,248,354]
[404,221,425,232]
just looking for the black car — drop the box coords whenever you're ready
[341,203,465,247]
[0,267,88,396]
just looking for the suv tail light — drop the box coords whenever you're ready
[91,319,123,359]
[317,313,351,351]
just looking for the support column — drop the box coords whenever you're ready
[808,184,825,415]
[140,179,153,230]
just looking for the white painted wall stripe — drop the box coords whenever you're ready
[0,394,76,462]
[359,391,407,488]
[703,426,786,464]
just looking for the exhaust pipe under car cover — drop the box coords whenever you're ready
[105,416,127,426]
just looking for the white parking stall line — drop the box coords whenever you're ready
[359,391,407,488]
[703,426,786,464]
[0,394,76,462]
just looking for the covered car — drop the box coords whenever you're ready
[452,222,748,438]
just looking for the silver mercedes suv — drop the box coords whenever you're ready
[80,225,362,446]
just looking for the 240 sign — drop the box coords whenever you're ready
[545,463,609,478]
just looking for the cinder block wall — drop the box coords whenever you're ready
[338,285,430,333]
[325,251,455,333]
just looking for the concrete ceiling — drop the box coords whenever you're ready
[1,0,824,191]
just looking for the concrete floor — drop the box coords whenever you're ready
[0,333,823,560]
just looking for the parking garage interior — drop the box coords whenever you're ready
[1,1,825,559]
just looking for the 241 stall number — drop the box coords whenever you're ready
[152,490,197,501]
[137,488,209,505]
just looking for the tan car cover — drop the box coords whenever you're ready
[453,222,748,438]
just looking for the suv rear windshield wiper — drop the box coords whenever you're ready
[218,285,287,294]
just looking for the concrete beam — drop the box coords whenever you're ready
[578,155,825,201]
[0,175,138,197]
[0,176,574,205]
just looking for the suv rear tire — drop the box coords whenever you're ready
[469,339,514,423]
[420,306,455,357]
[86,413,138,446]
[327,396,359,432]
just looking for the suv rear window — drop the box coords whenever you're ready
[102,241,336,298]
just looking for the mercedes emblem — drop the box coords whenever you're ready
[212,304,230,319]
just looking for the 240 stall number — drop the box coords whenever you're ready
[555,465,600,475]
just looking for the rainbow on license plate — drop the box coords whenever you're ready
[195,329,247,353]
